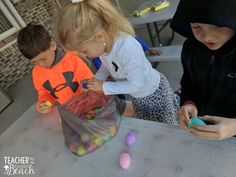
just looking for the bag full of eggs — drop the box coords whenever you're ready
[58,90,121,156]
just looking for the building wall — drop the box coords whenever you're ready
[0,0,57,91]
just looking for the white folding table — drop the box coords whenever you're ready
[1,105,236,177]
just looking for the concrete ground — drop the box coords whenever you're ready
[0,23,185,135]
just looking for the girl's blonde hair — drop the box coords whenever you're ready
[55,0,134,51]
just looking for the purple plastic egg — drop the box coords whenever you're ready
[82,81,88,89]
[119,152,132,169]
[126,131,137,146]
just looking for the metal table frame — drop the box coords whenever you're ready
[146,19,175,46]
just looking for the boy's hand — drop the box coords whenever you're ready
[38,100,52,114]
[178,103,198,131]
[87,78,104,91]
[190,116,236,140]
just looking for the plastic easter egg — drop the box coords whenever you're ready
[42,100,52,113]
[126,131,137,146]
[70,134,79,143]
[77,145,87,156]
[90,135,97,141]
[82,81,88,89]
[81,134,90,142]
[109,127,117,136]
[86,143,97,152]
[119,153,132,169]
[188,117,206,128]
[94,137,103,146]
[86,112,95,120]
[45,100,52,107]
[103,135,111,142]
[70,143,79,153]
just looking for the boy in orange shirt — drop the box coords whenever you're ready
[17,24,94,113]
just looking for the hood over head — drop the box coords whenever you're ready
[170,0,236,38]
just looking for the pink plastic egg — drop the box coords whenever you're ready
[119,152,132,169]
[126,131,137,146]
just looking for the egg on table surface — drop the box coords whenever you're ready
[119,152,132,169]
[126,131,137,146]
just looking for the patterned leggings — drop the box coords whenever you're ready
[131,73,179,125]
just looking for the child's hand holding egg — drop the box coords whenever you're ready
[38,100,52,114]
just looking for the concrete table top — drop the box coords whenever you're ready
[1,105,236,177]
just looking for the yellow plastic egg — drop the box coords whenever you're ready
[109,127,117,136]
[94,137,103,146]
[77,145,87,156]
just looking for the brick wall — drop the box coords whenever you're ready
[0,0,57,91]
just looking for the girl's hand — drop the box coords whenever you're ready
[87,78,104,91]
[147,48,161,55]
[178,103,198,131]
[80,80,89,90]
[38,100,52,114]
[190,116,236,140]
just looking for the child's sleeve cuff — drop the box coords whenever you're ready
[182,100,196,107]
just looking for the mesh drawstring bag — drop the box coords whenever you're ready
[59,90,121,156]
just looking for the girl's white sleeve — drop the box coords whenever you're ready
[103,39,146,95]
[94,63,110,81]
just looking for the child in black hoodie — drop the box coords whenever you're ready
[171,0,236,140]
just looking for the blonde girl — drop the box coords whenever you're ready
[55,0,178,124]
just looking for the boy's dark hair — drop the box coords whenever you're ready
[17,24,51,59]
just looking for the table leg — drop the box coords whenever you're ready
[166,26,175,45]
[154,22,162,46]
[146,23,159,68]
[146,23,155,47]
[153,20,175,46]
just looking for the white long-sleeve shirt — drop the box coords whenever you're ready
[95,33,160,98]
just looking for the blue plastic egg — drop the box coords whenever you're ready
[188,117,206,128]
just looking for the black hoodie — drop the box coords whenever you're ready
[170,0,236,117]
